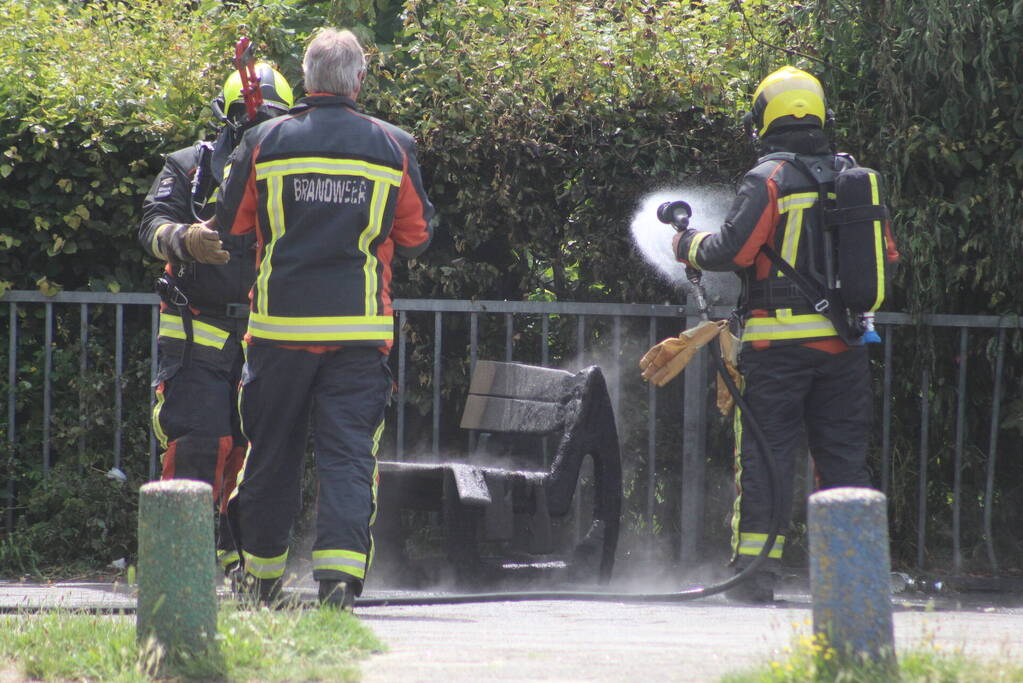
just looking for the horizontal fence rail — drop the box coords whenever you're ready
[2,291,1021,576]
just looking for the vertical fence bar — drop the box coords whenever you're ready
[679,314,707,566]
[504,313,514,362]
[984,327,1006,571]
[432,311,442,460]
[916,366,930,570]
[469,312,479,376]
[576,316,585,366]
[612,316,622,426]
[952,327,968,572]
[397,310,407,461]
[646,317,657,533]
[43,302,53,476]
[6,303,16,533]
[149,305,159,479]
[540,314,551,467]
[469,312,478,456]
[541,315,549,367]
[79,303,88,460]
[114,304,124,469]
[575,315,585,542]
[881,326,893,495]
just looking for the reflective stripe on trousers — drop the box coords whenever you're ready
[243,550,288,580]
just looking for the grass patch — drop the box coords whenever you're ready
[0,601,383,682]
[721,630,1023,683]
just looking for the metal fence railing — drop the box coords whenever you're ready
[2,291,1021,575]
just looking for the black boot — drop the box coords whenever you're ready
[725,569,776,604]
[318,580,355,612]
[230,566,283,607]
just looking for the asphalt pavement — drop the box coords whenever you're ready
[2,578,1022,682]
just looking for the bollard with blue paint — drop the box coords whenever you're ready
[137,479,218,661]
[808,487,896,674]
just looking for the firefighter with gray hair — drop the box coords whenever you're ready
[214,27,434,610]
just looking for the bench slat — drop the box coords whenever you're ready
[468,360,573,401]
[460,394,565,434]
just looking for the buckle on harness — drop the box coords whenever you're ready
[155,276,188,308]
[224,303,249,319]
[814,299,830,313]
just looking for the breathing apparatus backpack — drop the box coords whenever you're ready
[755,152,891,345]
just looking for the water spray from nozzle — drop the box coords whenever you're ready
[656,200,710,319]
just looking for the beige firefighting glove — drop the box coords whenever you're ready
[715,327,742,415]
[155,221,229,265]
[183,222,229,265]
[639,319,727,387]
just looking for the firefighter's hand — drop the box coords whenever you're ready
[639,320,726,386]
[184,224,229,264]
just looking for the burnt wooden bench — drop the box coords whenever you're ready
[376,360,623,587]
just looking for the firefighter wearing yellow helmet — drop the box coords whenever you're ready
[671,66,899,602]
[137,61,295,576]
[749,65,828,137]
[219,62,296,124]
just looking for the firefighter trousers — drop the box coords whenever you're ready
[153,311,247,567]
[731,343,872,566]
[233,344,390,594]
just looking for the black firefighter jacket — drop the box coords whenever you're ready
[673,129,898,350]
[214,95,434,352]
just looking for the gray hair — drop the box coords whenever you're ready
[303,28,366,96]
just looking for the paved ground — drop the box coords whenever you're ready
[358,599,1023,682]
[2,579,1022,682]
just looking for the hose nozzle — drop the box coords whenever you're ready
[656,200,692,232]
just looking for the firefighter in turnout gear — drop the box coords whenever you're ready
[214,28,434,610]
[138,63,295,575]
[672,66,899,602]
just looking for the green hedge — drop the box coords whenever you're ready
[375,0,794,306]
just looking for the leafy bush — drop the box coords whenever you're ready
[0,463,138,573]
[374,0,797,307]
[0,0,314,296]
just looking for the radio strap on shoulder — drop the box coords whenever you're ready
[190,141,215,222]
[180,305,195,368]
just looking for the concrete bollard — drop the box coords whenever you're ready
[137,480,218,658]
[808,487,895,672]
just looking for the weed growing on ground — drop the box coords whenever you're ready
[720,624,1023,683]
[0,600,383,682]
